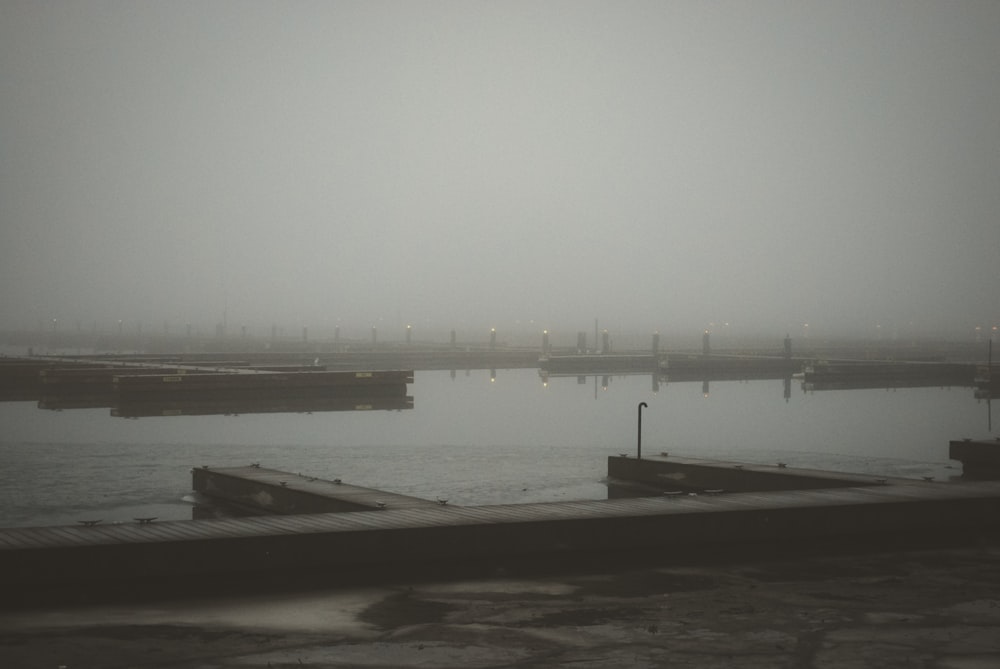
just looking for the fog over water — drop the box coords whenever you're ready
[2,1,999,340]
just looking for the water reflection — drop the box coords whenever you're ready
[0,367,996,528]
[537,371,802,403]
[534,366,990,411]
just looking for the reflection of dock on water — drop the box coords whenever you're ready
[540,331,801,381]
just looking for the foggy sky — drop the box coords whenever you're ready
[2,1,998,341]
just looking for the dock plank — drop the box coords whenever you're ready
[2,527,70,549]
[133,523,206,542]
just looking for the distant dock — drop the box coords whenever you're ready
[0,356,414,416]
[803,360,981,390]
[3,331,993,407]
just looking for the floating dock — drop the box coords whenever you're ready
[111,369,412,396]
[803,360,979,390]
[1,457,998,607]
[606,454,888,494]
[664,353,801,381]
[0,356,414,416]
[949,438,1000,479]
[191,466,444,514]
[110,393,413,417]
[539,354,660,375]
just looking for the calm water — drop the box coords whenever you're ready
[0,368,993,528]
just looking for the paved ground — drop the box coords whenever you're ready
[2,545,999,668]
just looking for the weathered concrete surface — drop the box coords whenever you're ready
[2,545,998,668]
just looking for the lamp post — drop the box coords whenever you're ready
[637,402,648,459]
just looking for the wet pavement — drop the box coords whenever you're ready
[2,545,999,668]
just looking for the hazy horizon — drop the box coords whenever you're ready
[3,1,998,341]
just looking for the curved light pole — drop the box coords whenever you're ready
[637,402,648,459]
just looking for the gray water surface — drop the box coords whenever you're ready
[0,369,992,528]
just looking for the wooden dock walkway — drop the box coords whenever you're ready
[2,470,999,606]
